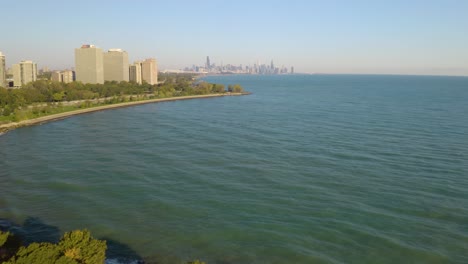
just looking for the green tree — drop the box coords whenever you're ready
[0,73,243,124]
[212,84,225,93]
[228,84,244,93]
[0,231,9,247]
[52,91,65,102]
[4,230,106,264]
[0,231,22,262]
[197,82,212,94]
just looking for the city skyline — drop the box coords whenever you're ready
[179,56,294,75]
[1,1,468,76]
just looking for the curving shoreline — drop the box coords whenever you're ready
[0,93,249,134]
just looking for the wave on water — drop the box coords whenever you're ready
[1,74,467,263]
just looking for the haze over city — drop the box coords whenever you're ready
[2,0,468,76]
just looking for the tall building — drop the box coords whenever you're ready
[52,70,75,83]
[206,56,211,69]
[103,49,129,82]
[51,71,61,82]
[141,58,158,85]
[61,70,74,83]
[12,60,37,87]
[75,44,104,84]
[0,52,5,87]
[291,66,294,74]
[129,61,142,84]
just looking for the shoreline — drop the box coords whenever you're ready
[0,92,249,134]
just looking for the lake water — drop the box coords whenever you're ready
[0,74,467,263]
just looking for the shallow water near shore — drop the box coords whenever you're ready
[1,74,468,263]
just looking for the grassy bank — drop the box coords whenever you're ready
[0,92,249,134]
[0,73,248,134]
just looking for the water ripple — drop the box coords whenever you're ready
[0,75,467,263]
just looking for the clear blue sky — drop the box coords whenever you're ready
[2,0,468,75]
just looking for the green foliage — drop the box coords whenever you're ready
[4,230,106,264]
[212,84,225,93]
[0,231,23,262]
[52,91,65,102]
[58,230,106,264]
[0,231,9,247]
[197,82,212,94]
[5,242,63,264]
[0,73,243,125]
[228,84,244,93]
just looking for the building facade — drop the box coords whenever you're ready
[51,71,61,82]
[0,52,6,87]
[12,60,37,87]
[52,70,75,83]
[129,61,142,84]
[75,44,104,84]
[141,58,158,85]
[62,70,74,83]
[103,49,129,82]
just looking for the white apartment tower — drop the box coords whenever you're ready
[103,49,129,82]
[141,58,158,85]
[61,70,74,83]
[52,70,75,83]
[75,44,104,84]
[51,71,62,82]
[0,52,6,87]
[13,60,37,87]
[129,61,142,84]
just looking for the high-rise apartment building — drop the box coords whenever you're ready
[0,52,5,87]
[51,71,61,82]
[52,70,75,83]
[12,60,37,87]
[103,49,129,82]
[206,56,211,69]
[62,70,74,83]
[129,61,142,84]
[75,44,104,84]
[141,58,158,85]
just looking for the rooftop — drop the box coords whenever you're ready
[81,44,96,48]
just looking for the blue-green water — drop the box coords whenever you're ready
[1,75,467,263]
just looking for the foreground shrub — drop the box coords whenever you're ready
[0,231,22,262]
[4,230,106,264]
[0,231,9,247]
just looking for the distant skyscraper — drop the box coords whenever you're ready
[0,52,5,87]
[12,60,37,87]
[141,58,158,85]
[206,56,211,69]
[129,61,142,84]
[103,49,129,82]
[271,60,274,70]
[291,66,294,74]
[75,44,104,84]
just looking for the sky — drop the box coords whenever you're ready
[1,0,468,75]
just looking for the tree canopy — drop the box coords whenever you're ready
[1,230,106,264]
[0,73,245,124]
